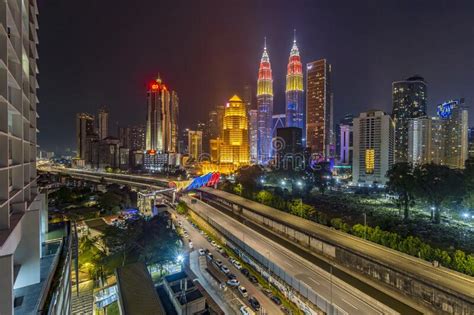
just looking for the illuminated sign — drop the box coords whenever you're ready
[147,149,156,155]
[151,84,159,90]
[437,99,463,119]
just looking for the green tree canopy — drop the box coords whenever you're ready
[386,162,416,220]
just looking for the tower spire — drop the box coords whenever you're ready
[293,28,296,43]
[264,36,267,50]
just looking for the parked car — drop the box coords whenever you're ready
[188,241,193,249]
[239,305,254,315]
[227,279,240,287]
[241,268,250,277]
[238,286,248,298]
[233,261,242,270]
[207,253,214,260]
[220,265,230,274]
[271,296,282,305]
[198,248,206,256]
[227,273,237,280]
[248,275,258,284]
[211,241,217,247]
[248,297,261,311]
[214,259,223,268]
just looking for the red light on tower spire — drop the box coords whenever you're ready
[257,37,273,96]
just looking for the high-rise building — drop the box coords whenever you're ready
[306,59,333,159]
[220,95,249,166]
[145,75,178,154]
[98,107,109,140]
[437,99,469,169]
[216,105,225,139]
[353,110,395,185]
[468,127,474,158]
[196,121,209,154]
[339,116,354,165]
[243,84,252,112]
[0,2,67,314]
[249,109,258,164]
[408,117,443,165]
[392,75,427,163]
[257,39,274,164]
[208,110,219,140]
[76,113,95,160]
[188,130,203,161]
[130,125,145,151]
[118,126,131,148]
[285,33,304,133]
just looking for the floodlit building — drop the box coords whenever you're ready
[352,110,395,185]
[468,127,474,158]
[392,76,427,163]
[210,138,223,162]
[256,39,274,164]
[130,125,145,151]
[285,33,304,133]
[272,114,286,139]
[408,117,443,165]
[187,130,202,161]
[219,95,249,166]
[306,59,333,159]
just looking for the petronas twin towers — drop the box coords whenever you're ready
[256,33,304,164]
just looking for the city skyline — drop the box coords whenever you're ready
[37,0,474,152]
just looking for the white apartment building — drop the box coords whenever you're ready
[352,110,394,185]
[0,0,46,313]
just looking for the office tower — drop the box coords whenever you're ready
[392,75,427,163]
[339,120,354,165]
[0,1,63,313]
[257,39,274,164]
[272,114,286,138]
[76,113,95,160]
[210,139,223,162]
[188,130,203,161]
[145,75,178,153]
[220,95,249,166]
[196,121,209,154]
[408,117,443,165]
[352,110,395,185]
[306,59,333,159]
[170,91,179,153]
[276,127,304,170]
[118,126,131,148]
[249,109,258,164]
[90,137,121,169]
[130,125,145,151]
[208,110,219,140]
[98,107,109,140]
[285,33,304,132]
[437,99,469,168]
[216,105,225,139]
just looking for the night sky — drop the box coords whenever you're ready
[37,0,474,153]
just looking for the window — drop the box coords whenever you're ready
[365,149,375,174]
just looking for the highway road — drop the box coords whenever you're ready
[182,195,389,315]
[176,211,284,315]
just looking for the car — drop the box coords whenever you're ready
[183,233,189,238]
[271,296,282,305]
[226,279,240,287]
[229,257,236,264]
[248,297,261,311]
[207,253,213,260]
[214,259,223,268]
[220,265,230,274]
[211,241,217,247]
[198,248,205,256]
[233,261,242,269]
[239,305,254,315]
[199,230,204,235]
[188,241,193,249]
[238,286,248,298]
[218,248,226,254]
[221,251,229,258]
[241,268,250,276]
[227,273,237,280]
[248,275,258,284]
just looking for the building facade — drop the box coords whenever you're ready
[220,95,249,166]
[276,127,304,170]
[285,37,304,132]
[98,107,109,140]
[392,76,427,163]
[339,123,353,165]
[272,114,286,139]
[249,109,258,164]
[352,111,395,185]
[130,125,145,151]
[0,1,53,313]
[256,40,274,164]
[306,59,333,159]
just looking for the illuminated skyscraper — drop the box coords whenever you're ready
[257,38,274,163]
[306,59,333,158]
[249,109,258,163]
[285,31,304,133]
[220,95,249,166]
[145,75,178,153]
[188,130,203,161]
[76,113,95,160]
[392,76,427,163]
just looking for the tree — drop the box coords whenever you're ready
[235,165,264,196]
[288,199,315,219]
[256,190,273,206]
[414,163,464,224]
[98,191,123,214]
[386,162,416,221]
[176,201,188,215]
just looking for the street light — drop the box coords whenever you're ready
[176,254,184,263]
[297,180,303,187]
